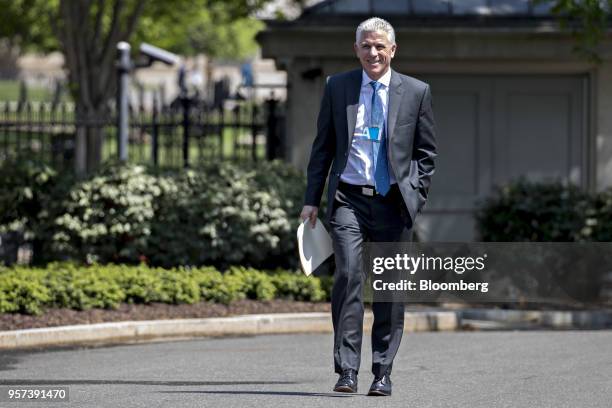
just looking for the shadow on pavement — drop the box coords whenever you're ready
[159,390,355,398]
[0,379,296,386]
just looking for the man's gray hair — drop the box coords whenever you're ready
[356,17,395,44]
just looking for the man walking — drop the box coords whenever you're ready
[300,17,437,396]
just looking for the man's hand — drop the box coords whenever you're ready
[300,205,319,228]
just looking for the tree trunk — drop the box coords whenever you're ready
[74,106,110,175]
[54,0,145,174]
[0,40,20,79]
[86,125,105,172]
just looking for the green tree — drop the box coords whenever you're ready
[133,1,264,60]
[0,0,271,173]
[0,0,55,77]
[543,0,612,62]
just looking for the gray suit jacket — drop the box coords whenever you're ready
[304,68,437,225]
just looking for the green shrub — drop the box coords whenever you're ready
[0,158,58,238]
[0,262,330,315]
[269,270,326,301]
[42,262,124,310]
[109,264,167,304]
[49,163,159,264]
[226,266,277,301]
[189,267,250,304]
[477,179,612,242]
[41,262,81,308]
[476,180,589,241]
[0,160,307,269]
[146,163,295,269]
[249,160,306,221]
[0,157,73,265]
[158,267,202,304]
[583,189,612,241]
[68,269,125,310]
[0,268,50,315]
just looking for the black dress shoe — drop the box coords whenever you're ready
[333,369,358,393]
[368,373,392,396]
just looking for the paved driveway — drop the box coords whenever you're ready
[1,331,611,407]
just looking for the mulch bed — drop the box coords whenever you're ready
[2,301,595,332]
[0,300,332,331]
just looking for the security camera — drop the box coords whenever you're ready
[139,43,180,66]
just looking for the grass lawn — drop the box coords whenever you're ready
[1,126,266,168]
[104,126,266,165]
[0,96,267,167]
[0,80,67,102]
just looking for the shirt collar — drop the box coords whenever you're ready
[361,68,392,88]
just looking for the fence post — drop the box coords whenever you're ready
[116,42,131,162]
[251,104,258,161]
[152,91,159,166]
[265,97,278,160]
[220,106,226,160]
[181,96,191,168]
[231,106,238,160]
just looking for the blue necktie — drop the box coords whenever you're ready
[370,81,390,196]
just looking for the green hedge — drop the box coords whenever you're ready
[0,159,74,265]
[0,262,329,315]
[0,159,306,269]
[477,179,612,241]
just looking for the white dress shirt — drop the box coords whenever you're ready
[340,69,397,186]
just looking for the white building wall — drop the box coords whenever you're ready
[596,62,612,190]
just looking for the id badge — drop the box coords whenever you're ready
[367,126,382,142]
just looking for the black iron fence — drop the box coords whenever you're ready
[0,96,285,171]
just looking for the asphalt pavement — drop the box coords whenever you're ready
[0,331,611,408]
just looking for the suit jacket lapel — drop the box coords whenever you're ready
[346,69,361,146]
[387,69,404,142]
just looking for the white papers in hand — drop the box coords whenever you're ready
[297,218,334,276]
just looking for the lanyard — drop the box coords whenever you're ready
[365,85,384,141]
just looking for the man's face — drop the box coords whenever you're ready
[354,30,396,80]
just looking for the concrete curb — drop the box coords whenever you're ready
[459,309,612,330]
[0,311,458,350]
[2,308,611,350]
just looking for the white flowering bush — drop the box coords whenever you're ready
[146,161,303,269]
[583,189,612,241]
[0,160,305,268]
[50,163,159,264]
